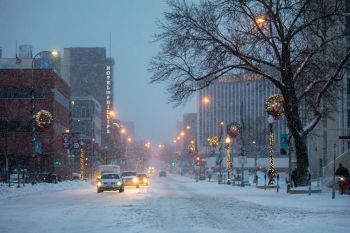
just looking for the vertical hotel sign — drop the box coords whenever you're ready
[106,65,112,134]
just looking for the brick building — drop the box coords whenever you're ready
[0,69,70,179]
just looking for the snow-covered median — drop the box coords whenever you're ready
[0,181,93,200]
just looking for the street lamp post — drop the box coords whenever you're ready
[31,50,58,178]
[265,94,284,186]
[218,121,224,183]
[252,141,258,184]
[225,137,231,184]
[267,115,275,185]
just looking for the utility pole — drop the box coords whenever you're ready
[332,144,336,199]
[240,116,245,187]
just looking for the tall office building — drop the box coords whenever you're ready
[62,48,115,149]
[197,74,288,158]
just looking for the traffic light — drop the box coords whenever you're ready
[170,160,176,168]
[54,159,62,166]
[280,134,288,155]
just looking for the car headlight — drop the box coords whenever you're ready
[97,181,103,187]
[143,178,148,183]
[117,181,122,186]
[133,177,139,183]
[340,177,345,181]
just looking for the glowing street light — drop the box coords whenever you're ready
[109,110,115,118]
[127,137,132,143]
[202,97,210,105]
[255,16,266,28]
[180,131,185,137]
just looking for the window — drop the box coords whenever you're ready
[0,121,31,132]
[0,86,44,99]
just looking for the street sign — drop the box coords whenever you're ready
[280,134,288,155]
[34,140,42,154]
[62,133,70,149]
[72,133,80,149]
[339,136,350,140]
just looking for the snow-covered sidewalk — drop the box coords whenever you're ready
[172,174,350,211]
[0,181,93,201]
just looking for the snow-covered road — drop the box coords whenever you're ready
[0,174,349,233]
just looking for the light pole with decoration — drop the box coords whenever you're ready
[265,94,284,185]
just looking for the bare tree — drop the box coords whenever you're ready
[150,0,350,183]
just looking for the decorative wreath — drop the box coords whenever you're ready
[227,122,240,138]
[265,94,284,120]
[188,144,196,154]
[35,110,53,128]
[208,136,219,148]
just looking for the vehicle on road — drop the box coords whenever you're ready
[121,171,139,188]
[148,166,155,174]
[37,172,58,184]
[137,173,149,186]
[97,164,120,179]
[96,173,124,193]
[10,170,29,184]
[159,171,167,177]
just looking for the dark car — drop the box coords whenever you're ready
[37,172,58,184]
[159,171,167,177]
[137,173,149,186]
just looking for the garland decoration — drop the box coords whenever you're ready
[208,136,219,148]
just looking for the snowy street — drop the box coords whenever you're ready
[0,174,350,233]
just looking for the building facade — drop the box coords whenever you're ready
[197,74,288,162]
[71,96,102,146]
[0,69,70,179]
[62,47,115,149]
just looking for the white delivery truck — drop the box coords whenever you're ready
[97,164,121,178]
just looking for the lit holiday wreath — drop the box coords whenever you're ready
[188,144,196,154]
[208,136,219,148]
[35,110,53,129]
[227,122,240,138]
[265,94,284,119]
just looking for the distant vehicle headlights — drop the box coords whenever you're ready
[117,181,122,186]
[133,177,139,183]
[97,181,103,187]
[143,178,148,183]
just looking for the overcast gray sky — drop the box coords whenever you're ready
[0,0,196,145]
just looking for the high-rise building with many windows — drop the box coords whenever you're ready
[197,74,288,158]
[62,47,115,149]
